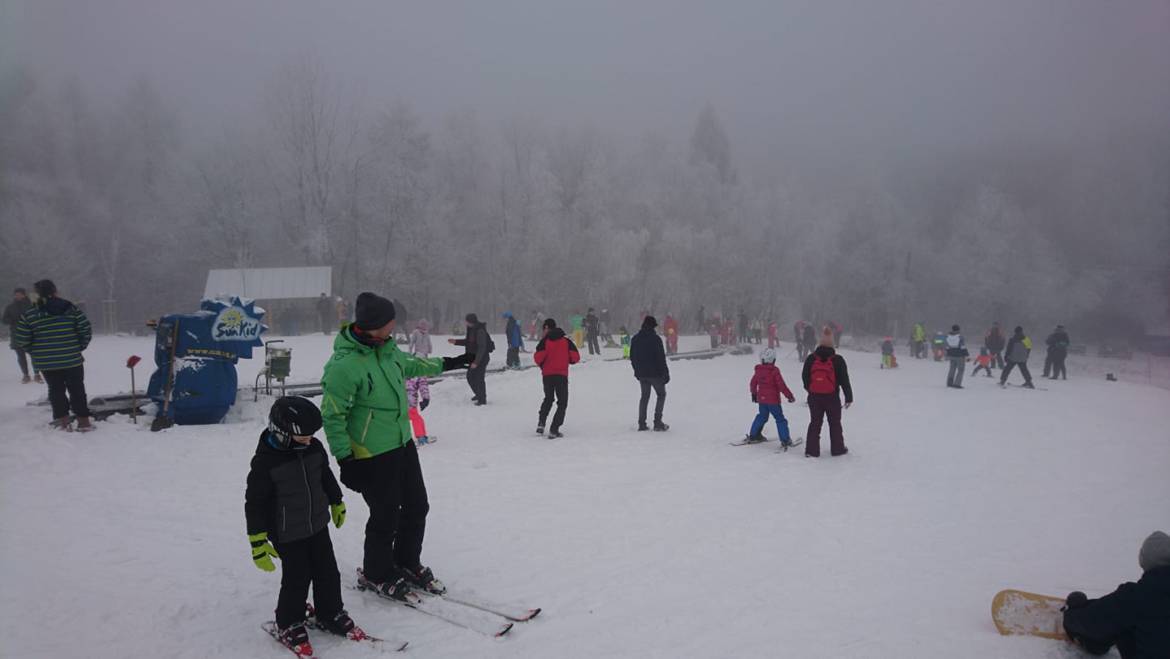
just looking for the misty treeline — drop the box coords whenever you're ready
[2,58,1167,341]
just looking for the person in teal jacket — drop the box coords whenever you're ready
[320,292,470,599]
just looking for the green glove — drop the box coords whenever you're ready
[249,532,279,572]
[331,502,346,529]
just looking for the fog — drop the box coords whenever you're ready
[2,0,1168,340]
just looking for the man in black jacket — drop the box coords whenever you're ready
[245,397,363,655]
[1062,530,1170,658]
[2,288,38,383]
[1044,324,1071,380]
[450,313,491,405]
[584,308,601,355]
[629,316,670,431]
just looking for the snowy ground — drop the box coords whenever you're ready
[1,333,1166,658]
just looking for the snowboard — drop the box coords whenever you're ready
[991,589,1068,640]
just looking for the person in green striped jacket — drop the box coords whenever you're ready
[14,279,94,431]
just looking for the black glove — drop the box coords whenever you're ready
[751,394,757,403]
[1063,591,1088,612]
[419,398,430,411]
[663,374,670,385]
[442,354,473,371]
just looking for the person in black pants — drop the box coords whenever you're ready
[630,316,670,431]
[802,328,854,457]
[13,280,93,430]
[1044,324,1070,380]
[584,308,601,355]
[999,326,1035,388]
[450,313,491,405]
[245,396,364,655]
[533,319,580,438]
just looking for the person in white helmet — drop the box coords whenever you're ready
[745,348,797,446]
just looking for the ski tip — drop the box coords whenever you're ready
[396,641,410,652]
[495,622,515,638]
[525,608,542,620]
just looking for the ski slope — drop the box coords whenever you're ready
[1,334,1165,658]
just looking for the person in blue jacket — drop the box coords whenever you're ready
[503,311,524,369]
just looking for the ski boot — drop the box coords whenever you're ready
[399,564,446,595]
[637,423,649,432]
[276,621,314,658]
[536,423,545,435]
[316,609,370,641]
[358,571,415,601]
[548,429,563,439]
[416,435,430,446]
[653,421,670,432]
[744,434,766,444]
[20,375,30,384]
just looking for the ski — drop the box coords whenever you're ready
[417,589,542,623]
[264,619,409,656]
[1001,383,1049,391]
[353,570,514,638]
[775,438,805,452]
[729,437,772,446]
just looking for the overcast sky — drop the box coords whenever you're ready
[4,0,1168,160]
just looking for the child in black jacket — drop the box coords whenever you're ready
[245,396,365,656]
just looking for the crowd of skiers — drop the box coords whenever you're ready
[899,321,1074,389]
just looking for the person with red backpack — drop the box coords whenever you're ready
[533,318,581,438]
[745,348,797,446]
[801,328,854,457]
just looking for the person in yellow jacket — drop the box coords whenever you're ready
[998,326,1035,388]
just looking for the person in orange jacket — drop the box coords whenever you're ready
[663,313,680,355]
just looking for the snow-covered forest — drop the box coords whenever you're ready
[1,3,1167,338]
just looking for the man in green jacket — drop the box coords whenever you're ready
[14,280,93,431]
[320,292,470,598]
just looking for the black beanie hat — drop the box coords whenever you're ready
[33,279,57,299]
[543,318,557,330]
[642,315,658,329]
[951,324,960,332]
[354,292,396,330]
[465,313,479,324]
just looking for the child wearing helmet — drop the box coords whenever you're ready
[746,348,797,446]
[880,337,897,369]
[245,396,364,656]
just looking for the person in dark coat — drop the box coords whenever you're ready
[1062,530,1170,658]
[533,318,581,438]
[801,328,853,457]
[245,396,363,655]
[801,322,817,361]
[1044,324,1071,380]
[737,310,750,345]
[584,308,601,355]
[2,287,39,383]
[450,313,492,405]
[316,293,335,335]
[999,326,1034,388]
[985,322,1007,369]
[944,324,969,389]
[14,280,92,430]
[629,315,670,431]
[502,311,523,369]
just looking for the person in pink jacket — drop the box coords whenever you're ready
[745,348,797,446]
[407,320,433,445]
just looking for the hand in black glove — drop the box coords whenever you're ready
[751,394,757,403]
[663,374,670,385]
[442,354,473,371]
[419,398,430,411]
[1063,591,1088,612]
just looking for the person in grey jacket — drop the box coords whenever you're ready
[999,326,1035,388]
[449,313,491,405]
[945,324,969,389]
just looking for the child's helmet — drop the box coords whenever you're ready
[760,348,777,364]
[268,396,323,449]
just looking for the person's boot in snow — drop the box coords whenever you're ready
[745,434,766,443]
[50,417,73,432]
[277,621,313,656]
[75,417,95,432]
[317,609,368,640]
[20,375,30,384]
[536,422,545,435]
[1022,382,1035,389]
[548,429,563,439]
[360,573,414,601]
[399,564,445,594]
[638,423,649,431]
[34,372,43,384]
[653,421,669,432]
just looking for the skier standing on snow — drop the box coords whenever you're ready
[663,313,680,355]
[449,313,492,405]
[317,293,335,335]
[802,328,853,457]
[708,318,720,350]
[502,311,523,369]
[584,308,601,356]
[911,321,927,359]
[1043,324,1070,380]
[801,322,817,362]
[246,396,363,656]
[945,325,970,389]
[630,315,670,432]
[985,321,1006,369]
[407,320,434,445]
[746,348,797,447]
[880,336,896,369]
[321,293,472,601]
[14,279,93,431]
[737,310,750,345]
[1062,530,1170,657]
[999,325,1035,388]
[2,287,39,384]
[534,318,581,438]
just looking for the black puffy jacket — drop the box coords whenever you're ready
[629,328,669,379]
[1063,566,1170,659]
[245,433,342,543]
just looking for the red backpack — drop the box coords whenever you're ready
[808,356,837,394]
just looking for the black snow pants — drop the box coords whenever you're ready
[538,374,569,432]
[467,358,489,402]
[1000,361,1032,386]
[42,365,89,420]
[806,393,846,457]
[272,528,343,628]
[339,443,429,585]
[637,377,667,426]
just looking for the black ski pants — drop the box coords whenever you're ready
[466,358,489,402]
[506,347,520,368]
[272,528,343,628]
[637,376,667,425]
[42,365,89,420]
[806,393,846,457]
[1051,354,1067,379]
[1000,361,1032,386]
[339,443,429,585]
[586,332,600,355]
[538,374,569,432]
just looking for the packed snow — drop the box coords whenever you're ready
[1,334,1166,658]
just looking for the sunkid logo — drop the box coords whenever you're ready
[213,307,263,341]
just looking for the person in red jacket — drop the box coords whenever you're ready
[745,348,797,446]
[663,314,680,355]
[801,328,854,457]
[767,320,779,349]
[533,318,580,438]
